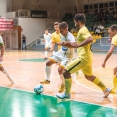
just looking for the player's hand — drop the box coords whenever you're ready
[56,42,63,46]
[102,62,106,68]
[71,42,79,48]
[0,56,3,62]
[50,48,54,52]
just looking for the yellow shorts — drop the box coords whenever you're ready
[65,57,93,76]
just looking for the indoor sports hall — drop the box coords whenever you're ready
[0,0,117,117]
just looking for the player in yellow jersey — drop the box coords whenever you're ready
[102,25,117,94]
[0,34,14,84]
[50,22,61,53]
[56,13,111,99]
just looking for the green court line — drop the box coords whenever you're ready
[0,86,117,117]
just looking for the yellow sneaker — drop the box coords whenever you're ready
[111,87,117,94]
[40,80,50,84]
[58,84,65,92]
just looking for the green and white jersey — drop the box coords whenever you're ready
[58,32,75,58]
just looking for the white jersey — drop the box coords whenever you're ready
[43,33,51,44]
[58,32,75,58]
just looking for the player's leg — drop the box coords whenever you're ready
[44,46,49,59]
[0,63,14,84]
[58,67,65,92]
[58,58,71,92]
[56,58,82,99]
[40,54,59,84]
[111,66,117,93]
[82,65,111,98]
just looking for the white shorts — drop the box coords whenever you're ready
[45,43,51,48]
[49,52,71,68]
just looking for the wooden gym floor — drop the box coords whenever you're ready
[0,50,117,117]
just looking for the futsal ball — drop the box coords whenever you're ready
[34,84,44,94]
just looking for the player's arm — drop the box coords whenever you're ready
[0,43,5,62]
[102,44,116,68]
[57,36,93,48]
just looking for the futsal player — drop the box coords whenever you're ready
[40,22,75,92]
[102,25,117,93]
[50,22,61,54]
[43,29,52,59]
[0,35,14,84]
[56,13,111,99]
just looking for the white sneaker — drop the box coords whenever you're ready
[103,88,111,98]
[56,92,70,99]
[7,75,14,84]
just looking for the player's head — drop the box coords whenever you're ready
[73,13,86,30]
[45,29,48,35]
[108,25,117,38]
[54,22,60,32]
[59,22,68,36]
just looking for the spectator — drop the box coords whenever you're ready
[22,34,26,50]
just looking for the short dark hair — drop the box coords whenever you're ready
[54,22,59,25]
[74,13,86,24]
[59,22,68,29]
[110,24,117,31]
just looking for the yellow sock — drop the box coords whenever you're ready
[65,78,72,94]
[93,77,107,91]
[113,75,117,88]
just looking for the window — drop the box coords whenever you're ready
[109,2,114,7]
[99,3,103,9]
[104,3,108,7]
[115,1,117,7]
[89,5,93,9]
[84,5,89,10]
[94,4,98,9]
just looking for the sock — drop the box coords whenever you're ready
[60,74,65,84]
[113,75,117,88]
[52,51,55,54]
[45,51,47,58]
[45,66,51,81]
[65,78,72,94]
[93,77,107,91]
[2,68,9,76]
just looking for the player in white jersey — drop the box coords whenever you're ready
[43,29,52,59]
[40,22,75,92]
[0,35,14,84]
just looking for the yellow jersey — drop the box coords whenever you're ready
[51,31,61,43]
[112,34,117,46]
[76,26,92,61]
[51,31,61,50]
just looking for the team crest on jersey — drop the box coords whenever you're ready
[62,46,68,51]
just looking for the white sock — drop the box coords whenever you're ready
[60,74,65,84]
[45,51,47,58]
[52,51,55,54]
[45,66,51,81]
[2,68,9,76]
